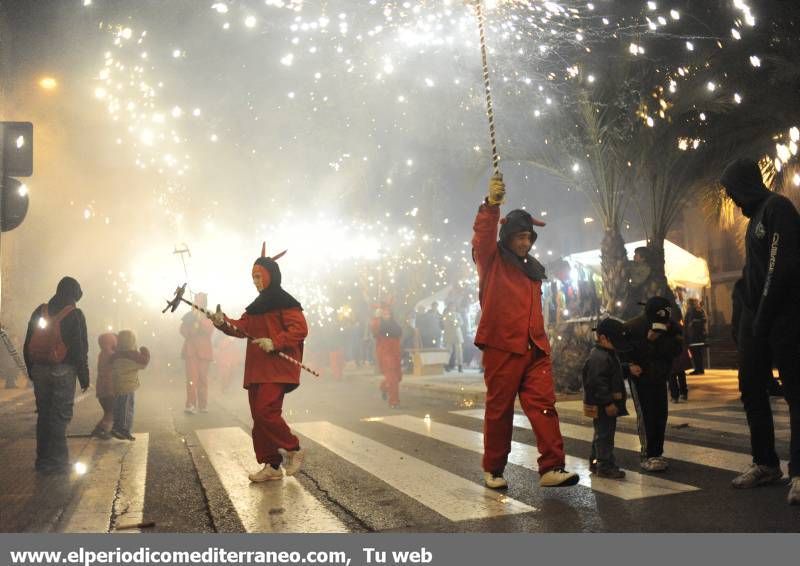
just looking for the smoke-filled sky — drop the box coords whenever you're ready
[0,0,775,350]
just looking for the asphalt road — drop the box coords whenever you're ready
[0,369,797,532]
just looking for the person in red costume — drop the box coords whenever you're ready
[211,244,308,482]
[472,175,579,489]
[180,292,214,414]
[370,303,403,408]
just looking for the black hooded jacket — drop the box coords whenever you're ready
[24,277,90,388]
[721,159,800,338]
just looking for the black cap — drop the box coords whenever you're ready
[593,317,631,352]
[499,209,539,245]
[644,296,672,330]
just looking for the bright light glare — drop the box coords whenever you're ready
[39,77,58,90]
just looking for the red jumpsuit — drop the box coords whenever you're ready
[218,307,308,467]
[371,316,402,407]
[472,202,567,475]
[214,336,241,392]
[180,313,214,410]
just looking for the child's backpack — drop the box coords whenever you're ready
[27,304,75,365]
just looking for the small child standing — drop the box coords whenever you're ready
[111,330,150,441]
[91,333,117,440]
[582,318,636,479]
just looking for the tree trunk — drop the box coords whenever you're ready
[600,228,629,315]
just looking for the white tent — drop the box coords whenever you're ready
[564,239,710,289]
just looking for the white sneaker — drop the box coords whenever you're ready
[539,468,579,487]
[279,448,305,476]
[483,471,508,489]
[653,456,669,471]
[248,464,283,482]
[640,457,667,472]
[184,407,196,415]
[731,463,783,489]
[788,477,800,505]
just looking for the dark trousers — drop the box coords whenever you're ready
[637,376,668,458]
[669,371,688,400]
[31,364,77,472]
[113,392,135,435]
[689,345,705,373]
[591,413,618,469]
[737,309,800,477]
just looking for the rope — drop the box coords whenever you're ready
[474,0,500,177]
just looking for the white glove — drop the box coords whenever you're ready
[254,337,275,353]
[210,304,226,327]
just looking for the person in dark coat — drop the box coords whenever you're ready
[472,175,578,489]
[624,297,683,472]
[23,277,89,474]
[684,298,707,375]
[721,158,800,504]
[582,318,635,479]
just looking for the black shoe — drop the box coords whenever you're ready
[670,397,680,403]
[689,371,704,376]
[111,430,127,440]
[589,461,597,473]
[125,433,136,441]
[457,365,463,373]
[680,394,688,402]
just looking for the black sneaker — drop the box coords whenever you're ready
[111,430,127,440]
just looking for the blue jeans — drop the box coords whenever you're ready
[113,393,135,435]
[31,364,77,472]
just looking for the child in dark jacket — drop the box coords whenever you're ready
[583,318,636,479]
[624,297,683,472]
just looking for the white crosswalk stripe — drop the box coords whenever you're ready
[375,415,698,500]
[196,427,348,533]
[61,435,149,533]
[452,409,789,473]
[293,420,535,521]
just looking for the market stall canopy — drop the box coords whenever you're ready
[564,239,710,289]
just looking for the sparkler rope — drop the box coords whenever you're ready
[474,0,501,177]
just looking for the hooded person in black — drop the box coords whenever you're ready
[23,276,90,474]
[720,158,800,503]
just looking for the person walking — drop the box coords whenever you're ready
[180,292,214,414]
[472,175,578,489]
[685,298,707,375]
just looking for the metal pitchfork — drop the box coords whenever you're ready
[163,284,320,378]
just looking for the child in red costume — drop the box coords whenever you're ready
[211,244,308,482]
[180,292,214,414]
[370,303,403,408]
[472,175,579,489]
